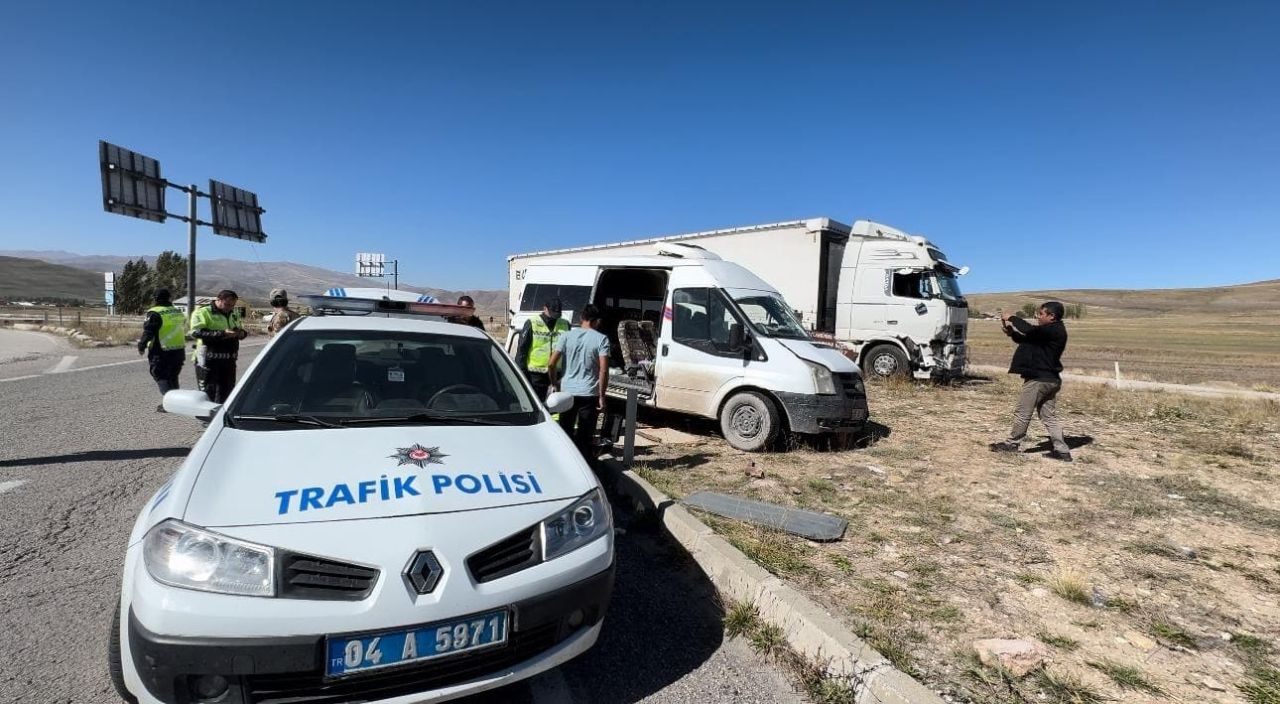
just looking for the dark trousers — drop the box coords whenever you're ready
[557,395,600,461]
[148,350,184,396]
[526,371,551,403]
[197,363,237,404]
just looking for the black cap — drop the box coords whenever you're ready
[154,288,171,304]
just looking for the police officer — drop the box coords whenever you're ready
[137,288,186,412]
[513,297,569,402]
[190,289,248,404]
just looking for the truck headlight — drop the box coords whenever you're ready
[803,360,837,395]
[542,489,612,561]
[143,519,275,597]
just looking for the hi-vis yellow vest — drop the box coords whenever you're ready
[147,305,186,351]
[526,316,569,373]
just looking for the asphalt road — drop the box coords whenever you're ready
[0,329,802,704]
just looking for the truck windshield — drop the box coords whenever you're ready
[734,295,810,340]
[932,271,965,302]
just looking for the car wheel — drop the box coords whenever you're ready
[865,344,909,379]
[719,391,780,452]
[108,602,137,703]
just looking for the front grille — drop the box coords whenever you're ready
[245,622,562,704]
[467,525,542,583]
[278,552,379,601]
[832,372,867,402]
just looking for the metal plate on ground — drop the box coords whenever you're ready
[683,491,848,542]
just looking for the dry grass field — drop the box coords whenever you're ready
[632,377,1280,704]
[966,280,1280,390]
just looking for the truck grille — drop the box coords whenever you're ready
[467,525,542,583]
[278,552,379,601]
[245,622,561,703]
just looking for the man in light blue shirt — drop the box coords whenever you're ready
[548,304,611,460]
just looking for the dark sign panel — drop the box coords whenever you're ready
[99,141,166,222]
[209,179,266,242]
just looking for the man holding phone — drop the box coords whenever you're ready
[990,301,1072,461]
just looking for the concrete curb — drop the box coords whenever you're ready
[601,458,945,704]
[969,364,1280,402]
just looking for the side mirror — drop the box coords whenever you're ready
[544,391,574,415]
[728,323,745,351]
[163,390,221,420]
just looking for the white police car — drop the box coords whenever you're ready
[111,295,614,704]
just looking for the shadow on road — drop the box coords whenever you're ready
[0,447,189,468]
[460,504,727,703]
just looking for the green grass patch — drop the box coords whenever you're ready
[1240,665,1280,704]
[1150,620,1198,650]
[1087,659,1163,694]
[1037,632,1080,651]
[1033,669,1108,704]
[723,600,761,639]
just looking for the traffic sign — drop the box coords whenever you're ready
[99,141,166,223]
[209,179,266,242]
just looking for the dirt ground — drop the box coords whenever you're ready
[631,376,1280,703]
[965,314,1280,390]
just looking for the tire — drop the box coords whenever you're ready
[719,391,781,452]
[108,602,137,703]
[864,344,910,379]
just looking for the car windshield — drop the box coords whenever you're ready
[932,271,965,302]
[227,329,539,429]
[733,294,810,340]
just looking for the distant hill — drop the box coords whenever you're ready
[0,250,507,314]
[0,256,101,302]
[967,279,1280,317]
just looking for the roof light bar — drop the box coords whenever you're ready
[299,295,471,319]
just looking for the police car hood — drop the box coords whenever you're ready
[183,422,596,528]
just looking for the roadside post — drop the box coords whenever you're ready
[98,141,267,323]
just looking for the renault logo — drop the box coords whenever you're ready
[404,550,443,594]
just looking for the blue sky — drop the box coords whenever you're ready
[1,1,1276,293]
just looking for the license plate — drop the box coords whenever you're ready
[325,610,508,677]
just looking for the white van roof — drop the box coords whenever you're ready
[526,255,781,293]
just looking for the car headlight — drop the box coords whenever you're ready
[804,360,837,395]
[541,489,612,562]
[143,519,275,597]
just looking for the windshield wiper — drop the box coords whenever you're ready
[342,412,511,426]
[231,413,348,429]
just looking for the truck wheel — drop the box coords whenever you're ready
[865,344,909,379]
[108,603,137,703]
[720,391,780,452]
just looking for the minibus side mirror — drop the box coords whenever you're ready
[728,323,746,352]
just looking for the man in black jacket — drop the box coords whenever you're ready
[990,301,1073,461]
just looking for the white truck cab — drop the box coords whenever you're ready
[507,246,869,451]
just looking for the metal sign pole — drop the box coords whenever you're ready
[187,185,198,324]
